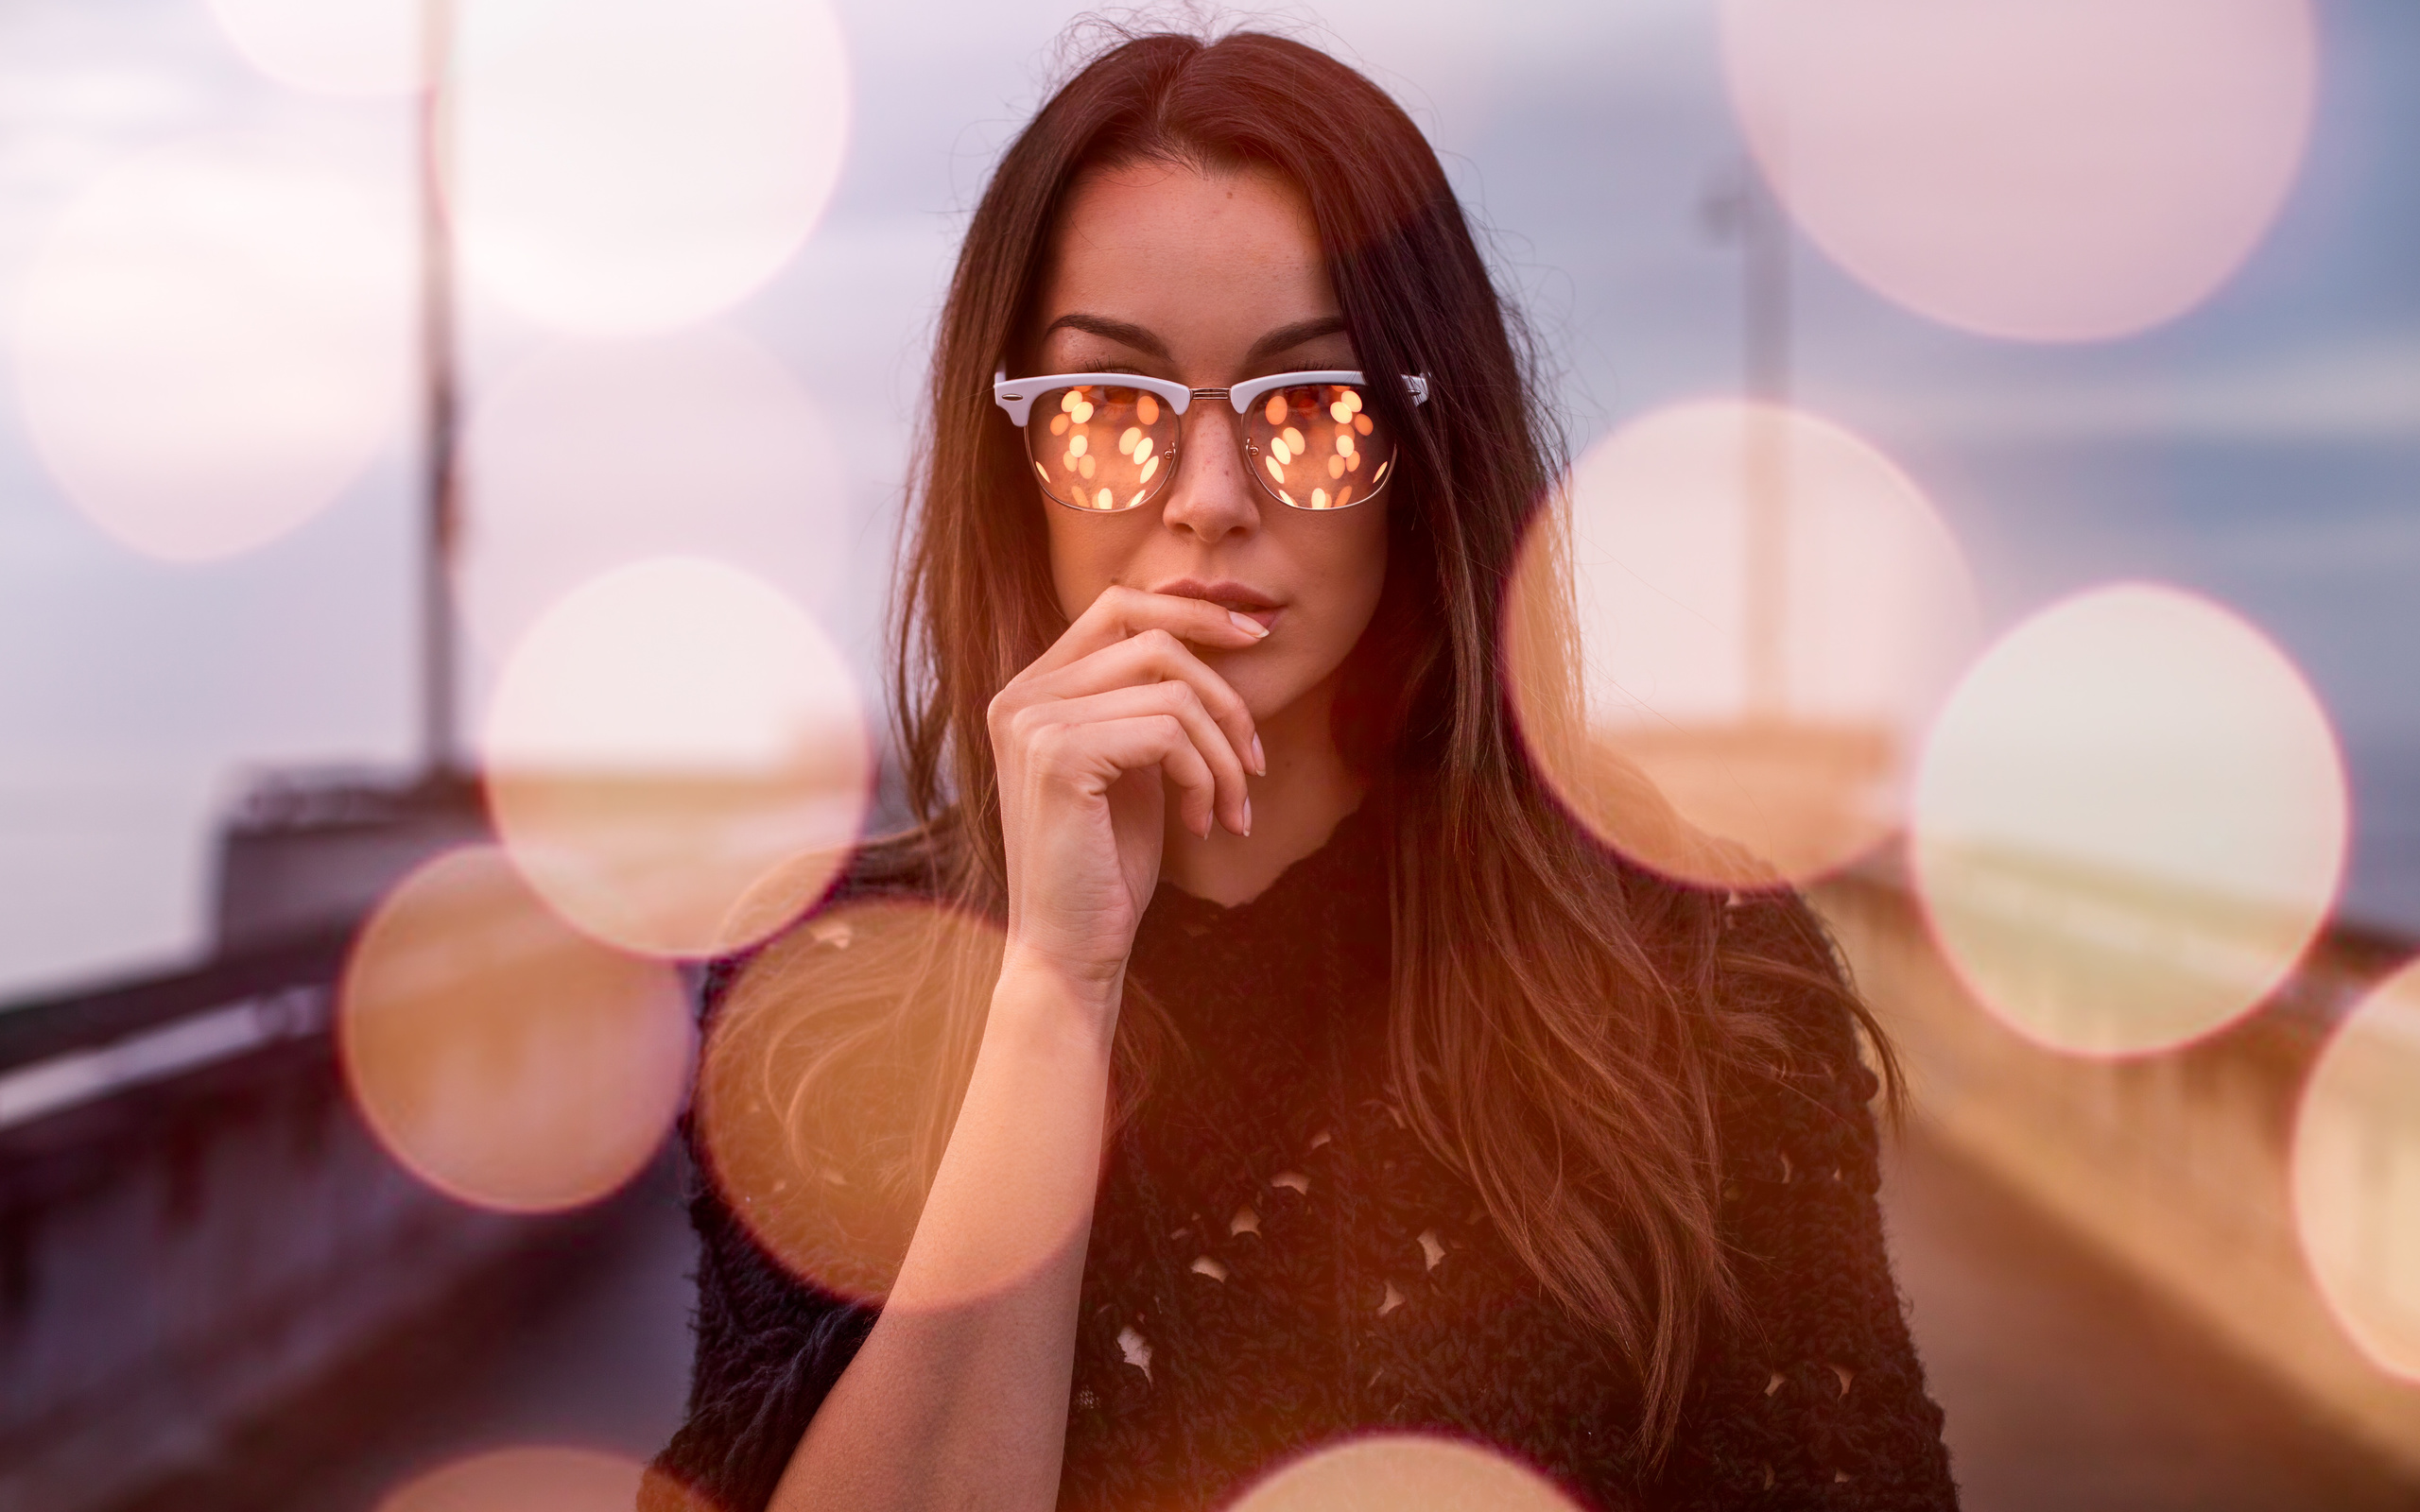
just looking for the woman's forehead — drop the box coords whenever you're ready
[1037,162,1342,370]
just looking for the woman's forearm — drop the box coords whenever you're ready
[769,955,1116,1512]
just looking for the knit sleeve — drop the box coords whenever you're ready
[642,943,883,1512]
[1653,894,1960,1511]
[643,1170,878,1512]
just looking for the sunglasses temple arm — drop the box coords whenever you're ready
[992,369,1041,427]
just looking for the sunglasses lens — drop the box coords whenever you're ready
[1245,382,1394,510]
[1025,385,1178,511]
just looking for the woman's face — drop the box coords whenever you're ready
[1029,161,1390,724]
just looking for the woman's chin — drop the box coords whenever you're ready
[1229,663,1339,732]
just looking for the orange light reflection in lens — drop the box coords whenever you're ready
[1229,1435,1582,1512]
[339,847,691,1213]
[696,898,1029,1307]
[2294,960,2420,1383]
[442,0,851,335]
[12,135,409,561]
[458,328,844,660]
[481,558,872,959]
[1911,583,2346,1057]
[1505,400,1979,889]
[1720,0,2317,342]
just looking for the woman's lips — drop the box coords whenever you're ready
[1151,579,1282,632]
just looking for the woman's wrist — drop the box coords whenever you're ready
[991,945,1125,1059]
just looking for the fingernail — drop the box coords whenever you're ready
[1242,797,1253,835]
[1229,610,1270,638]
[1251,733,1266,775]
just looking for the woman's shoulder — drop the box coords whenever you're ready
[697,821,959,1022]
[1717,885,1875,1075]
[1697,882,1892,1193]
[1602,843,1886,1124]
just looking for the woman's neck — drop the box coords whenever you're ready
[1158,673,1366,908]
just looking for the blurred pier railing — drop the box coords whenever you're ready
[6,835,2411,1510]
[1815,870,2420,1476]
[0,930,530,1512]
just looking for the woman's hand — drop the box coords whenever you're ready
[987,586,1268,1010]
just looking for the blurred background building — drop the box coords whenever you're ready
[0,1,2415,1508]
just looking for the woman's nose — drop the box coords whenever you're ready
[1158,405,1261,543]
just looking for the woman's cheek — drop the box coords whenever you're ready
[1046,520,1132,623]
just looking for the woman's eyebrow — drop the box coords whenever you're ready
[1244,316,1349,368]
[1042,313,1353,371]
[1041,313,1168,358]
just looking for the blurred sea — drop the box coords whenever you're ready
[0,765,219,1000]
[2347,739,2420,938]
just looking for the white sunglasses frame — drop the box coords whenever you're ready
[993,368,1430,512]
[990,368,1429,428]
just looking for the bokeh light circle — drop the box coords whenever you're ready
[1912,583,2346,1057]
[696,898,1029,1307]
[11,134,410,561]
[207,0,424,95]
[458,327,845,660]
[1229,1435,1582,1512]
[442,0,852,335]
[1720,0,2318,341]
[482,557,873,959]
[375,1445,707,1512]
[1506,400,1979,889]
[2294,959,2420,1382]
[338,846,692,1213]
[206,0,569,96]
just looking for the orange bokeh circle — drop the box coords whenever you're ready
[1505,400,1978,890]
[11,134,410,562]
[1720,0,2317,342]
[375,1445,706,1512]
[1230,1434,1582,1512]
[2292,958,2420,1383]
[481,557,873,960]
[696,897,1042,1307]
[338,845,692,1213]
[1911,583,2346,1057]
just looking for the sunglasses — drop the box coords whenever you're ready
[992,369,1430,513]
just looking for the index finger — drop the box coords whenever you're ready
[1027,584,1270,679]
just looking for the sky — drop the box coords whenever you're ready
[0,0,2413,996]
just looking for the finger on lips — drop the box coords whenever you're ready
[1030,587,1271,679]
[1089,713,1221,839]
[1029,630,1263,779]
[994,587,1268,837]
[1026,682,1250,835]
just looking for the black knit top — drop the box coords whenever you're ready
[648,805,1959,1510]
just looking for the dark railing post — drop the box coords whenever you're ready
[419,0,460,780]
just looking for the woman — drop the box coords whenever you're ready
[648,28,1958,1512]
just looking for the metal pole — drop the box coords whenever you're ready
[1738,157,1791,721]
[418,0,460,780]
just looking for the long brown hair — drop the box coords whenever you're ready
[730,26,1896,1454]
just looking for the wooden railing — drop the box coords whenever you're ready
[0,933,538,1512]
[1814,868,2420,1476]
